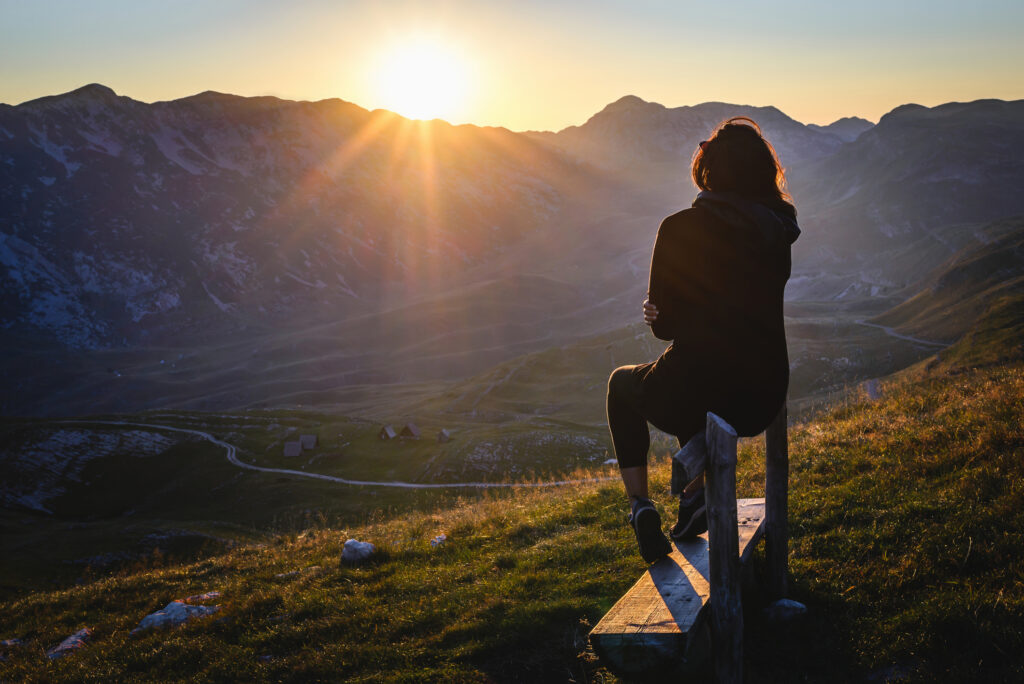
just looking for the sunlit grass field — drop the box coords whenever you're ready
[2,361,1022,682]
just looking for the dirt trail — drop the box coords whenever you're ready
[855,320,949,348]
[68,421,616,489]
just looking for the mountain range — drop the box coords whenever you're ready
[3,85,1024,415]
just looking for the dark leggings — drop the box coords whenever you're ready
[606,365,703,469]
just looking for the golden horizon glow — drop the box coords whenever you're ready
[372,37,470,122]
[3,3,1023,132]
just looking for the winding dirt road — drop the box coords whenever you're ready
[78,420,615,489]
[855,319,949,348]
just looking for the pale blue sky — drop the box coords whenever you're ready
[1,0,1021,129]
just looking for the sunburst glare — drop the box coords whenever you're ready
[373,37,469,121]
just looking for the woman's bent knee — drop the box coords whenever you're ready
[608,365,637,398]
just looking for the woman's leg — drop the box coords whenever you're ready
[607,366,652,502]
[608,366,672,562]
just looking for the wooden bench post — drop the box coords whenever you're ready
[705,412,742,684]
[765,403,789,600]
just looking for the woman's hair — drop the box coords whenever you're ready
[691,116,791,203]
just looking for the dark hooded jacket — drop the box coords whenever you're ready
[644,191,800,436]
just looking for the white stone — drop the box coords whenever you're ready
[130,601,220,636]
[341,539,375,564]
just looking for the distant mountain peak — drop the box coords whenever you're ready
[807,115,875,142]
[829,115,873,126]
[609,94,647,107]
[19,83,123,109]
[190,90,236,100]
[69,83,118,99]
[169,90,249,107]
[599,95,659,115]
[878,103,928,124]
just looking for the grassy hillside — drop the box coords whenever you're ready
[871,216,1024,346]
[2,361,1022,682]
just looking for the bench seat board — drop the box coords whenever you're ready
[589,498,765,675]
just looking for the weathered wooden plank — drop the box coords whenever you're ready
[765,403,789,600]
[589,498,765,677]
[706,412,743,684]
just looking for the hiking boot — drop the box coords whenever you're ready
[628,499,671,563]
[670,488,708,541]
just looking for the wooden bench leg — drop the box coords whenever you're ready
[765,403,807,621]
[765,403,789,600]
[706,412,742,684]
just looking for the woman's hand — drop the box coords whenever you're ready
[642,298,659,326]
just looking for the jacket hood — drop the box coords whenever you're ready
[692,191,801,247]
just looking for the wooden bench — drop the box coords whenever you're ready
[590,406,799,681]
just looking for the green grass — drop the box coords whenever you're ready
[2,362,1023,682]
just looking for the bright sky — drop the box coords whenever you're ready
[1,0,1022,130]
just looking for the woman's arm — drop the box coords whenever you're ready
[646,218,677,341]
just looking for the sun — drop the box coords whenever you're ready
[374,38,469,121]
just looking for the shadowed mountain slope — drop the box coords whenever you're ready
[870,215,1024,367]
[0,84,615,349]
[794,99,1024,268]
[5,89,1024,416]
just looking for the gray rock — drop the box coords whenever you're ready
[131,601,220,636]
[341,539,375,564]
[46,627,92,659]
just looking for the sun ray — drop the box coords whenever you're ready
[414,120,442,292]
[273,110,400,262]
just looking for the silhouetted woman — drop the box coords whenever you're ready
[607,117,800,562]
